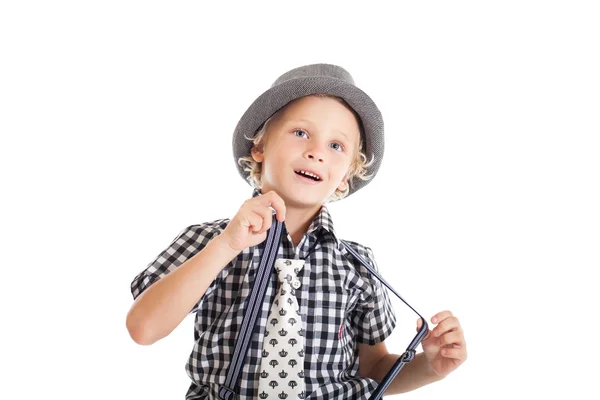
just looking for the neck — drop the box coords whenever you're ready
[255,187,323,248]
[282,204,321,248]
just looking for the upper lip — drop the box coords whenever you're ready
[294,167,324,181]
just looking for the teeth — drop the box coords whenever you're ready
[297,170,320,181]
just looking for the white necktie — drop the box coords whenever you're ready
[257,258,306,399]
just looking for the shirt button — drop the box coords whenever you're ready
[292,280,301,289]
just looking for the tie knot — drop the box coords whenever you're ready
[274,259,304,285]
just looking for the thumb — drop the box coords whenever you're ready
[416,318,432,341]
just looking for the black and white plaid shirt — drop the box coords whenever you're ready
[130,189,396,399]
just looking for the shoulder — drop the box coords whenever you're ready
[337,238,377,270]
[171,217,231,243]
[338,238,374,258]
[190,217,231,234]
[339,237,368,249]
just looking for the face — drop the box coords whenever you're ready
[251,95,360,208]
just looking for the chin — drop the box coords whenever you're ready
[284,191,327,207]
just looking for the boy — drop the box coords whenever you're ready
[127,63,467,399]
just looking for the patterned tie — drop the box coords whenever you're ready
[257,258,306,399]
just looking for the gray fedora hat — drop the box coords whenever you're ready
[232,63,384,198]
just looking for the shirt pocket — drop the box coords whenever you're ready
[308,288,351,369]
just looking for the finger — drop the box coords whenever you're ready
[441,346,467,361]
[416,317,429,331]
[432,316,462,338]
[438,331,466,348]
[252,207,273,234]
[254,190,285,222]
[244,211,263,233]
[263,190,286,221]
[431,310,453,324]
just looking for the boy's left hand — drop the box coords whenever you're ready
[416,310,467,378]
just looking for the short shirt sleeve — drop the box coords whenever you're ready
[351,246,397,345]
[129,219,231,315]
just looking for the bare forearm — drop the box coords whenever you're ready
[126,234,239,345]
[368,352,444,395]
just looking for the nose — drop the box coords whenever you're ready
[305,142,327,162]
[307,153,323,162]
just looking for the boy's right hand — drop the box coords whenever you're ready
[220,190,286,253]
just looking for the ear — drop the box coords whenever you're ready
[337,177,348,192]
[251,146,264,163]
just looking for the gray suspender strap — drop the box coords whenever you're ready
[339,239,429,399]
[219,218,429,399]
[219,217,284,400]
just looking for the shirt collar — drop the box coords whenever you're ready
[251,188,337,240]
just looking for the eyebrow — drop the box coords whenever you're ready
[292,119,351,141]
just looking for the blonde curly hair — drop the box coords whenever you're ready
[237,93,375,203]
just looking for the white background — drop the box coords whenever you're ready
[1,1,598,398]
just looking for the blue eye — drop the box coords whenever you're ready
[293,129,307,138]
[294,129,344,152]
[330,143,343,152]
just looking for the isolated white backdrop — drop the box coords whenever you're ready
[1,1,598,399]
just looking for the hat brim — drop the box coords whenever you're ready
[233,76,384,198]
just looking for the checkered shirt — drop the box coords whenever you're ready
[130,189,397,399]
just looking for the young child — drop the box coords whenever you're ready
[127,63,467,399]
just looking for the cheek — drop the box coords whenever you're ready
[331,159,351,178]
[262,152,287,178]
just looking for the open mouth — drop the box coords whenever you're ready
[294,170,321,182]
